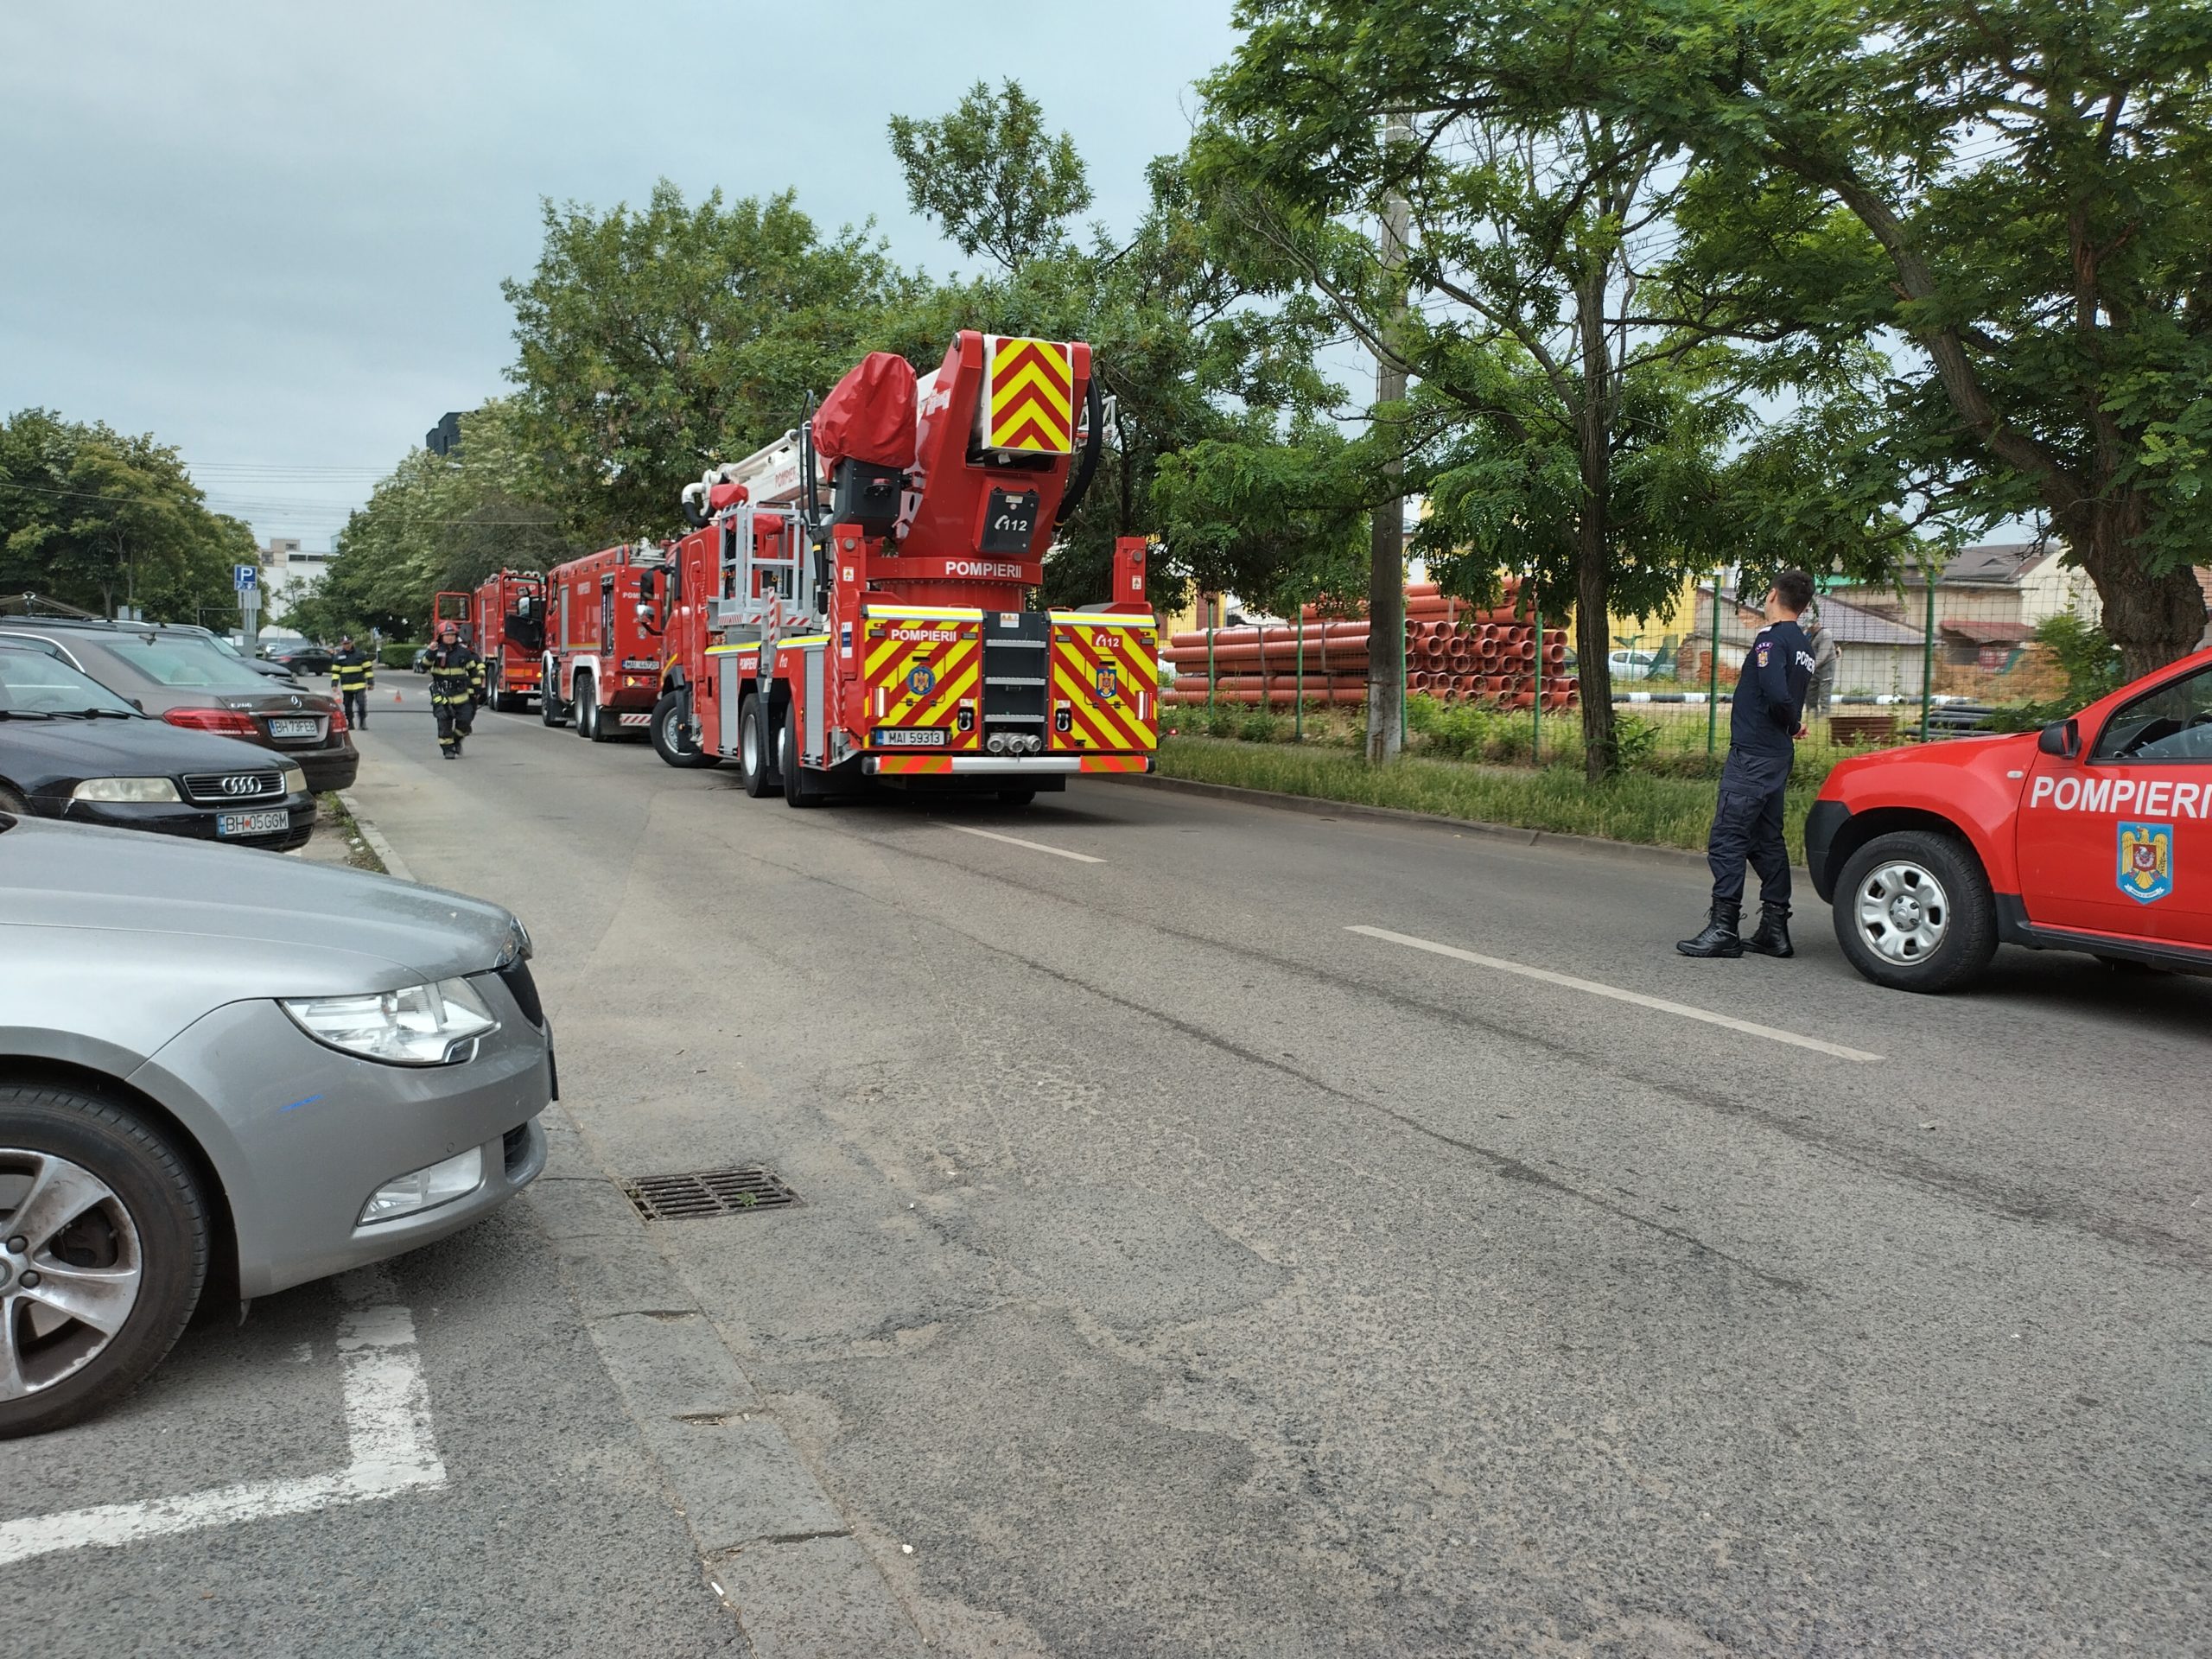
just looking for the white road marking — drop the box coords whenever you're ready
[947,824,1104,864]
[0,1265,446,1565]
[1346,925,1884,1064]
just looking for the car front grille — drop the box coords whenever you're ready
[181,770,286,804]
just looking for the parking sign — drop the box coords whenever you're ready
[234,563,257,591]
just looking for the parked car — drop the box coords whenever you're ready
[1807,640,2212,991]
[0,815,552,1433]
[1608,649,1658,682]
[192,627,302,684]
[0,644,315,849]
[412,645,435,674]
[0,618,358,791]
[261,641,337,677]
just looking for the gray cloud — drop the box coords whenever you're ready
[0,0,1237,543]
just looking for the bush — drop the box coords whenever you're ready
[1404,693,1497,760]
[378,643,417,670]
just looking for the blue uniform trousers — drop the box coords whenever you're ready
[1707,748,1791,908]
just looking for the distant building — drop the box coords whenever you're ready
[425,412,464,458]
[259,536,331,620]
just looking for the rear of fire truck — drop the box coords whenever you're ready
[654,331,1157,804]
[472,569,545,711]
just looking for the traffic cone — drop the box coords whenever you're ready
[392,690,402,703]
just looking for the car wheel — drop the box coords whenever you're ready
[651,691,716,769]
[1832,830,1999,994]
[780,699,822,808]
[739,696,779,798]
[0,1085,207,1437]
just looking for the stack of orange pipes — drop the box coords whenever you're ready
[1161,582,1578,710]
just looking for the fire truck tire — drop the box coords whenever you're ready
[738,696,779,798]
[1831,830,1998,995]
[540,681,567,727]
[651,692,717,769]
[780,701,822,808]
[998,788,1036,808]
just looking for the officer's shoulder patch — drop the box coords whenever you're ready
[1756,640,1771,667]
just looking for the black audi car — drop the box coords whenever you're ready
[0,643,316,850]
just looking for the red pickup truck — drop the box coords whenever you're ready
[1807,643,2212,991]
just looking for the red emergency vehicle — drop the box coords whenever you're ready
[472,569,545,710]
[431,590,473,643]
[539,543,669,741]
[647,331,1158,803]
[1808,642,2212,990]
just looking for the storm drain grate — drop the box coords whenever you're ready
[620,1167,799,1222]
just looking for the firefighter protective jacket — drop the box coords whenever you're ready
[424,642,482,706]
[330,648,376,695]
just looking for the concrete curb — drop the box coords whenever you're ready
[1100,768,1719,874]
[337,789,416,882]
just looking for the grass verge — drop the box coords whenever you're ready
[1154,736,1820,855]
[318,791,388,874]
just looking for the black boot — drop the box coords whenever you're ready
[1676,899,1744,958]
[1745,902,1794,958]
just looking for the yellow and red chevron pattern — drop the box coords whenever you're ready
[1049,617,1159,755]
[864,610,982,748]
[982,336,1076,454]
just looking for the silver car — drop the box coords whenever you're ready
[0,813,550,1435]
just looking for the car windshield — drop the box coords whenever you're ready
[0,646,142,717]
[95,633,280,693]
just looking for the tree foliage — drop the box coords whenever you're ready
[887,81,1094,272]
[502,182,918,533]
[0,409,254,623]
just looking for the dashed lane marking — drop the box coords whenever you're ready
[1346,925,1884,1064]
[946,825,1105,864]
[0,1265,445,1565]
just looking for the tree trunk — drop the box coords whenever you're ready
[2063,493,2206,683]
[1573,268,1618,782]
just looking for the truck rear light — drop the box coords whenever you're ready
[162,707,257,737]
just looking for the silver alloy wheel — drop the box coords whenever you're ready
[0,1151,144,1402]
[1856,860,1951,963]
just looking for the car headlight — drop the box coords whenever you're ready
[280,977,498,1065]
[71,777,182,803]
[282,766,308,794]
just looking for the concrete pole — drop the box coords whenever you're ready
[1366,111,1411,765]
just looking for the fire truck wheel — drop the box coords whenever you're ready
[998,788,1036,808]
[738,696,779,798]
[539,677,566,727]
[780,700,822,808]
[1831,829,1998,994]
[651,692,717,769]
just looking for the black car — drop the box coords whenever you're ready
[0,644,315,850]
[0,618,359,791]
[261,641,336,677]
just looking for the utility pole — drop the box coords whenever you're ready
[1367,110,1412,765]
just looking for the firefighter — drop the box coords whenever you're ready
[329,635,375,730]
[1678,569,1817,959]
[423,620,481,759]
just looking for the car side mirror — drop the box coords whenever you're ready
[2037,718,2081,759]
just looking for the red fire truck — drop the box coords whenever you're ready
[648,331,1157,803]
[471,569,546,710]
[539,542,669,741]
[430,590,473,643]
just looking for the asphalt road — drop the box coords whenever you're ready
[17,680,2210,1656]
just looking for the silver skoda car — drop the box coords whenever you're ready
[0,812,550,1434]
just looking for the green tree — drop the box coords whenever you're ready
[0,409,251,623]
[883,88,1350,613]
[888,80,1094,271]
[503,181,918,532]
[1467,0,2212,677]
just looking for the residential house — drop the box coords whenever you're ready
[1683,583,1929,698]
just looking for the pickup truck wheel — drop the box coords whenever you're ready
[0,1085,207,1438]
[780,701,822,808]
[738,696,779,798]
[1832,830,1998,994]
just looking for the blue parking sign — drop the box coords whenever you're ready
[234,563,257,591]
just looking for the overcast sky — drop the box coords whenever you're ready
[0,1,1243,548]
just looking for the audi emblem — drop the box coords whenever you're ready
[220,774,260,797]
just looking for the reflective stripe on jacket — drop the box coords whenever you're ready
[331,650,376,692]
[425,644,480,703]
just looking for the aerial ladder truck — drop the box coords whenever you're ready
[648,331,1157,804]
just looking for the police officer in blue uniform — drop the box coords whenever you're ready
[1679,569,1818,959]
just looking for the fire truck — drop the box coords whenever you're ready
[431,590,473,643]
[471,569,545,710]
[648,331,1158,804]
[539,541,669,741]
